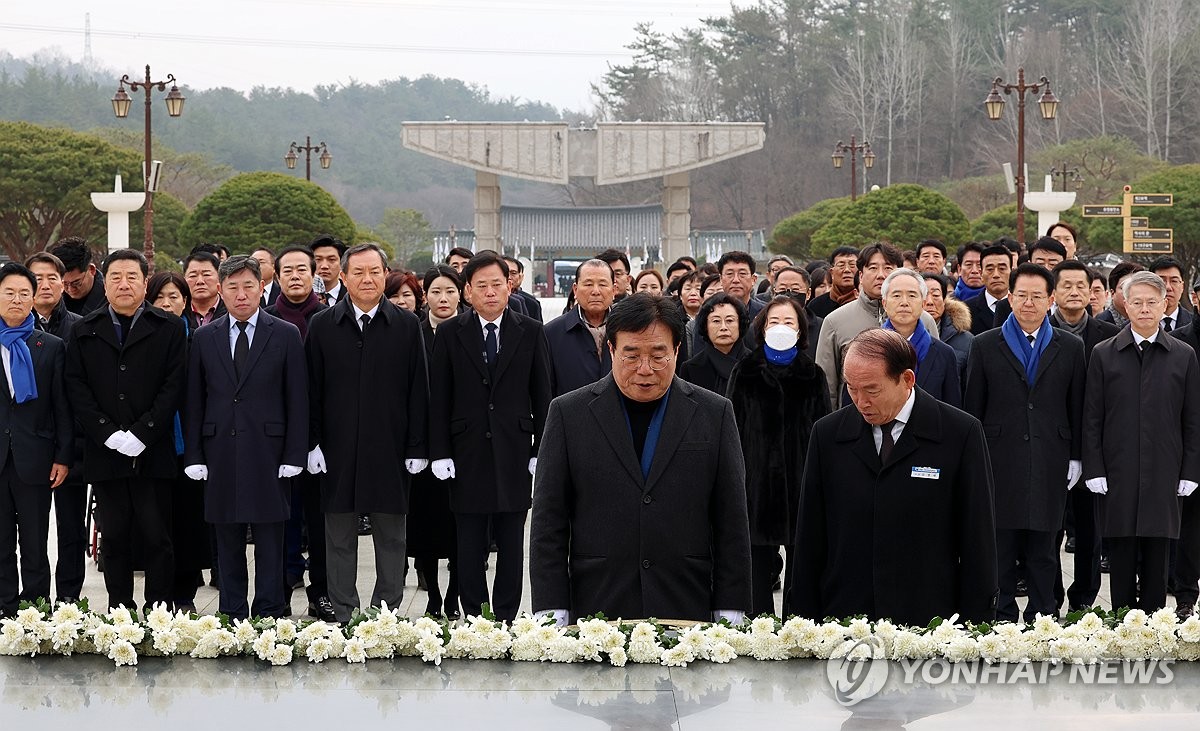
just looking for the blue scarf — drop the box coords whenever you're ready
[622,389,671,479]
[764,343,798,366]
[884,318,931,373]
[1001,313,1052,385]
[953,279,985,302]
[0,314,37,404]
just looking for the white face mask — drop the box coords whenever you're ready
[764,324,799,350]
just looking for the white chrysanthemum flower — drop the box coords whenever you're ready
[275,619,297,643]
[708,641,737,663]
[413,616,442,635]
[252,630,277,659]
[50,622,81,652]
[91,624,118,653]
[343,637,367,663]
[416,634,444,665]
[108,639,138,666]
[509,634,542,661]
[16,607,44,630]
[1149,607,1179,634]
[268,644,293,666]
[750,616,776,634]
[1123,609,1149,627]
[661,645,694,667]
[306,638,333,663]
[510,616,538,635]
[847,618,872,640]
[117,624,145,644]
[107,607,135,626]
[1178,616,1200,644]
[1074,612,1104,633]
[607,646,628,667]
[232,619,259,647]
[627,639,662,664]
[629,623,658,643]
[544,635,582,663]
[353,621,382,648]
[145,606,173,632]
[678,628,709,655]
[152,628,181,655]
[945,636,980,663]
[51,603,84,625]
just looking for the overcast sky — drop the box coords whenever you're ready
[1,0,737,112]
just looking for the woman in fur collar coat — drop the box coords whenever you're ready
[726,295,831,618]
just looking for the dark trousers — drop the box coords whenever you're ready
[456,511,525,622]
[325,511,406,622]
[750,545,783,618]
[415,556,459,616]
[997,528,1057,622]
[0,460,52,615]
[285,481,306,581]
[51,477,87,600]
[295,473,327,603]
[1109,536,1170,612]
[93,478,173,611]
[1066,488,1102,609]
[214,521,286,620]
[1173,496,1200,610]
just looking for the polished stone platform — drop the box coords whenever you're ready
[3,655,1200,729]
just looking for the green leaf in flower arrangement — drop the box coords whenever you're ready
[480,603,496,621]
[926,616,944,632]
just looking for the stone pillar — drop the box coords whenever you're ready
[90,175,145,254]
[1024,175,1077,241]
[661,172,690,264]
[474,171,502,253]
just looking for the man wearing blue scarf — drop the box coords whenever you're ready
[952,242,987,302]
[0,263,73,618]
[964,263,1087,622]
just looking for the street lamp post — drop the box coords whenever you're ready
[111,65,185,267]
[284,136,332,181]
[983,68,1059,244]
[831,135,875,202]
[1049,162,1083,192]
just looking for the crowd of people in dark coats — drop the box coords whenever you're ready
[4,221,1200,630]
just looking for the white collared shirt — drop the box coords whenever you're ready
[478,311,504,352]
[325,282,343,303]
[985,290,1003,313]
[1164,308,1181,328]
[1133,329,1159,347]
[1023,326,1041,343]
[352,302,380,331]
[228,309,260,356]
[873,388,916,454]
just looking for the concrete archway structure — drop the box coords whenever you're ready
[400,121,766,264]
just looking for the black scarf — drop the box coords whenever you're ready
[273,292,321,340]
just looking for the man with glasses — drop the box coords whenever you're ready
[808,247,860,318]
[1084,271,1200,615]
[717,251,764,319]
[49,237,107,316]
[964,263,1086,622]
[531,292,751,625]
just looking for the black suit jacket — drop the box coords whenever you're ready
[306,297,428,514]
[963,327,1086,532]
[514,290,543,323]
[184,312,308,523]
[0,330,73,485]
[429,308,552,514]
[792,388,998,625]
[1050,312,1119,367]
[530,375,752,621]
[543,308,613,397]
[65,305,187,482]
[260,281,282,308]
[965,292,1002,336]
[1165,307,1193,332]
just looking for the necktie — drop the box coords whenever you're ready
[1027,334,1035,345]
[360,313,371,332]
[484,322,498,367]
[233,321,249,380]
[1164,317,1174,332]
[880,420,896,463]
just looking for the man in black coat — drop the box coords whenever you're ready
[964,245,1012,336]
[49,237,107,315]
[26,252,85,603]
[306,244,429,622]
[1049,260,1120,611]
[531,294,751,624]
[964,264,1086,622]
[793,328,998,626]
[430,252,553,622]
[544,259,614,397]
[1083,271,1200,613]
[65,249,187,611]
[0,263,73,618]
[1172,320,1200,618]
[184,256,308,620]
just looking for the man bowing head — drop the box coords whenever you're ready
[531,292,752,625]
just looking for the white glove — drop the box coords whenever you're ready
[713,609,745,625]
[1067,460,1082,490]
[184,465,208,481]
[1085,477,1108,495]
[538,609,569,628]
[104,430,131,452]
[307,446,327,474]
[528,457,537,477]
[431,459,456,481]
[1179,480,1199,497]
[117,432,147,457]
[405,459,428,475]
[278,465,303,479]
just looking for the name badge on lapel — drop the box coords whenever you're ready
[911,466,940,480]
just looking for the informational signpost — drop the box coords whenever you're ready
[1082,186,1174,254]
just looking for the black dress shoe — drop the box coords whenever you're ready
[308,596,337,623]
[1065,537,1076,553]
[1177,604,1195,622]
[1100,557,1110,573]
[1015,578,1028,597]
[358,515,373,536]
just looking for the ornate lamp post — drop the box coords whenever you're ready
[1049,162,1084,192]
[111,65,185,266]
[983,68,1059,243]
[284,136,332,181]
[831,135,875,202]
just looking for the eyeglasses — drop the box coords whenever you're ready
[1128,299,1163,310]
[1011,293,1049,303]
[831,262,857,270]
[617,353,673,371]
[0,290,33,301]
[774,287,808,295]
